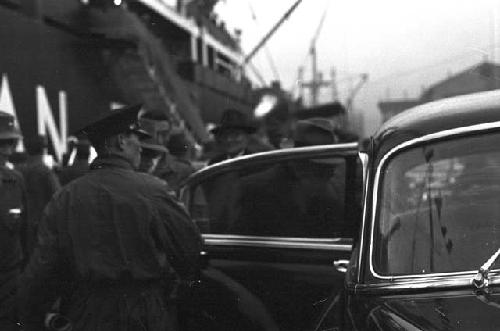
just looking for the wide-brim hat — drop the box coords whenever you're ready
[210,108,257,135]
[0,111,22,140]
[293,118,342,165]
[140,139,168,154]
[77,104,151,146]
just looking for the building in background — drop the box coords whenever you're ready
[378,61,500,122]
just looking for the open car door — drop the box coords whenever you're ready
[180,143,362,331]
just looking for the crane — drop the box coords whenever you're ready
[243,0,303,65]
[296,1,336,107]
[345,73,369,112]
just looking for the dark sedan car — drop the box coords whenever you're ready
[181,89,500,331]
[316,89,500,330]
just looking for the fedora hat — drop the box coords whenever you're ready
[140,138,167,155]
[210,108,257,135]
[293,118,342,165]
[293,118,338,147]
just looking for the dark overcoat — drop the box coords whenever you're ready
[17,158,60,255]
[0,165,26,330]
[18,156,202,331]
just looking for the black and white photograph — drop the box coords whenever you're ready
[1,0,500,330]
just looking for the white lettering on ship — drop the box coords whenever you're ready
[37,86,67,162]
[0,74,68,161]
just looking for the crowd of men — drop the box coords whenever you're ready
[0,103,355,330]
[0,105,204,331]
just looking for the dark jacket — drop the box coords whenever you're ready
[0,165,27,328]
[57,159,89,186]
[17,157,60,256]
[18,155,202,331]
[154,155,196,192]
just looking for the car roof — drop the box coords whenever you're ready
[372,89,500,158]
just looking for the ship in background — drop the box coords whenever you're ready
[0,0,259,161]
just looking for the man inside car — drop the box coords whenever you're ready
[232,118,346,237]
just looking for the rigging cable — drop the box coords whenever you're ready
[243,0,303,65]
[247,0,281,82]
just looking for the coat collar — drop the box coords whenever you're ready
[90,154,134,171]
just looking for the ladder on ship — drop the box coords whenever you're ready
[88,5,209,144]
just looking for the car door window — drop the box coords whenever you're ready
[188,154,359,238]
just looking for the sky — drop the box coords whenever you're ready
[213,0,500,136]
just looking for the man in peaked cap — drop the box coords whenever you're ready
[0,111,27,331]
[19,105,202,331]
[80,104,151,168]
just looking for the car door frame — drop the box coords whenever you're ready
[180,143,362,330]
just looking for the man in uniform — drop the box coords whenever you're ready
[0,111,26,331]
[18,105,203,331]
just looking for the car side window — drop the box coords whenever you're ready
[188,154,361,238]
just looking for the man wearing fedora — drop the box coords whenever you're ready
[138,134,168,175]
[18,105,202,331]
[208,108,271,165]
[232,118,345,238]
[155,132,197,192]
[0,111,26,331]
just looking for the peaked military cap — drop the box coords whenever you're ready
[0,110,22,140]
[78,104,151,146]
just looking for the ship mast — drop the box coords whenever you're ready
[297,5,335,107]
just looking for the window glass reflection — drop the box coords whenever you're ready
[375,133,500,275]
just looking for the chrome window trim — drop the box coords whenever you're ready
[355,270,500,291]
[369,120,500,281]
[359,152,369,186]
[203,234,352,251]
[188,142,359,184]
[357,154,371,283]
